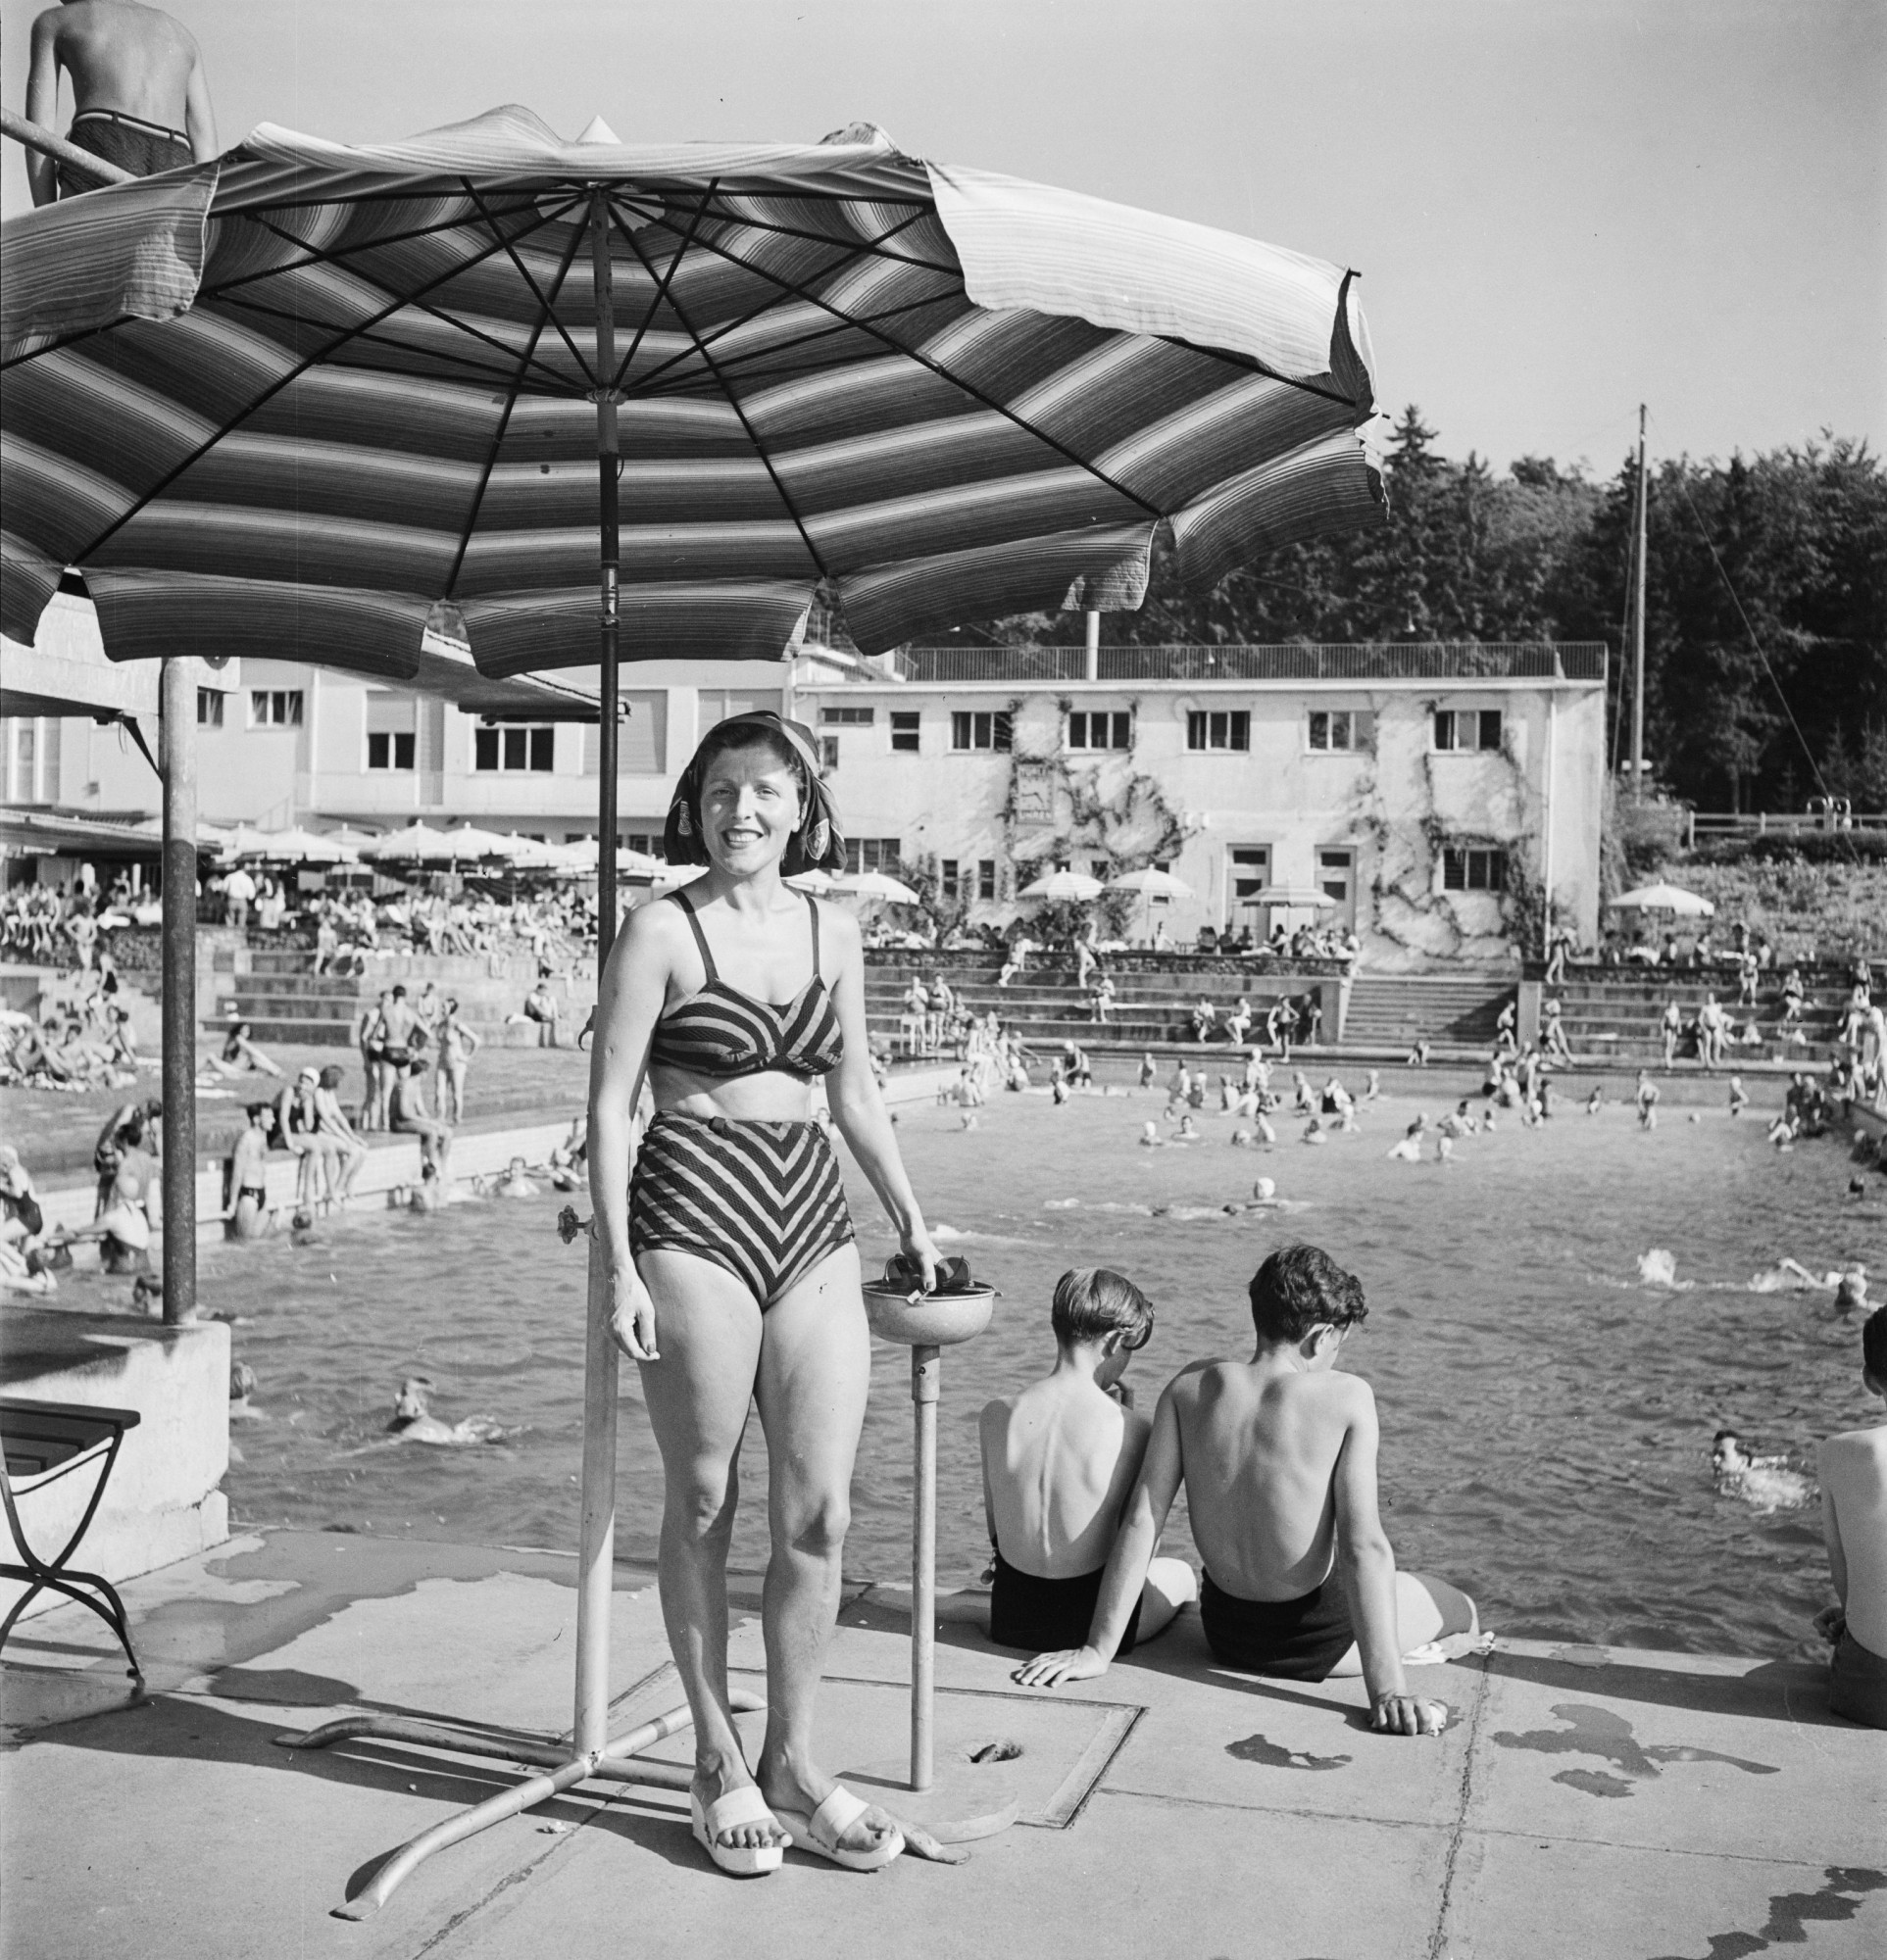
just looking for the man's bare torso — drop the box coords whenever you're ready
[38,2,198,126]
[1170,1359,1367,1600]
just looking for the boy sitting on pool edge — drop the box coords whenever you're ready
[978,1269,1197,1655]
[1015,1244,1476,1737]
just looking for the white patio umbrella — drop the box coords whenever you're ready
[357,822,458,863]
[440,822,520,860]
[1107,864,1193,941]
[1245,884,1338,908]
[230,825,360,864]
[1612,882,1715,917]
[832,868,923,905]
[1018,868,1106,903]
[786,868,840,894]
[495,833,563,869]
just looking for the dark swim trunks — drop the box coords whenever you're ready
[987,1548,1140,1656]
[1829,1627,1887,1729]
[59,110,192,197]
[1200,1570,1357,1681]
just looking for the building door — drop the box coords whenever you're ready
[1225,844,1270,934]
[1317,847,1357,931]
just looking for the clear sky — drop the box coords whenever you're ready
[3,0,1880,474]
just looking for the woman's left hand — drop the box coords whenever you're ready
[899,1223,943,1294]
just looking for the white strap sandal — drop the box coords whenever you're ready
[690,1784,784,1877]
[774,1785,905,1872]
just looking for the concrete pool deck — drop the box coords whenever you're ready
[2,1530,1880,1960]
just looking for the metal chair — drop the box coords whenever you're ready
[0,1397,143,1679]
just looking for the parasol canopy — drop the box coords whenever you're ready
[830,868,922,904]
[1611,882,1715,917]
[1018,869,1105,903]
[356,821,458,862]
[1244,884,1337,908]
[1106,866,1194,899]
[1,105,1380,681]
[227,824,360,863]
[440,821,521,858]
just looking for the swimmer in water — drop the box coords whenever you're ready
[1728,1076,1749,1117]
[496,1155,539,1199]
[1138,1053,1158,1091]
[388,1377,509,1446]
[1138,1121,1163,1149]
[1301,1116,1327,1146]
[1750,1258,1868,1298]
[1635,1070,1660,1131]
[1711,1429,1813,1510]
[1364,1069,1382,1103]
[1386,1116,1426,1163]
[1583,1087,1603,1116]
[1173,1114,1201,1143]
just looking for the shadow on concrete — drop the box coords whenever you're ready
[1481,1647,1844,1724]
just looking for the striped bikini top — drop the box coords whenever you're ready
[649,890,844,1080]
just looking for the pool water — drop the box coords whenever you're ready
[182,1082,1879,1659]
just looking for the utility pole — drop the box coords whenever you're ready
[1629,404,1648,801]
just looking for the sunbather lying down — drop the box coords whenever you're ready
[1014,1245,1477,1737]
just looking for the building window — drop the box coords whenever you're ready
[890,710,920,753]
[941,858,960,901]
[1229,845,1270,908]
[368,731,416,770]
[977,858,997,901]
[1434,709,1503,752]
[1068,710,1131,752]
[844,837,902,874]
[1186,710,1250,752]
[196,689,224,727]
[951,710,1012,752]
[1089,858,1110,881]
[250,689,303,727]
[819,706,874,726]
[1308,710,1374,752]
[1442,847,1508,892]
[474,725,556,772]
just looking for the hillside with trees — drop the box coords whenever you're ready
[943,412,1887,817]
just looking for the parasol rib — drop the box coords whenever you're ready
[462,180,600,389]
[610,193,830,582]
[444,208,591,600]
[67,207,583,566]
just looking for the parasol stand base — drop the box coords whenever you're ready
[844,1757,1020,1843]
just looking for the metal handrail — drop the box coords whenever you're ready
[887,642,1608,684]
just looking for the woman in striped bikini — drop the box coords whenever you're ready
[588,711,939,1879]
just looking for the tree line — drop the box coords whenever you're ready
[953,411,1887,816]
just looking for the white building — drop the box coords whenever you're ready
[793,642,1608,967]
[4,622,1606,968]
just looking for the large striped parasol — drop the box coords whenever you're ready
[1,104,1380,685]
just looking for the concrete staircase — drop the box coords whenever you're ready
[1548,971,1843,1064]
[208,950,595,1048]
[1339,975,1512,1050]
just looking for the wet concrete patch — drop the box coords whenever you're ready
[1491,1701,1780,1798]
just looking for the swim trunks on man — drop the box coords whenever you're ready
[59,109,191,196]
[1199,1570,1357,1681]
[988,1548,1140,1656]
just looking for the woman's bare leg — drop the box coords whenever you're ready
[634,1249,784,1853]
[751,1244,899,1857]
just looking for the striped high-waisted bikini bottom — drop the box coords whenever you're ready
[629,1111,854,1308]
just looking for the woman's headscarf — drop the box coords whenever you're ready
[662,710,847,876]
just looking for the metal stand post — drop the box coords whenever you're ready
[158,656,197,1322]
[910,1344,940,1790]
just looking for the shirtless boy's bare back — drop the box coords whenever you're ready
[979,1269,1195,1654]
[1017,1245,1476,1738]
[26,2,216,205]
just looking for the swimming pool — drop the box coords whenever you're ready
[184,1079,1877,1659]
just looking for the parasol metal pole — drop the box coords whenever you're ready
[1629,403,1648,803]
[0,106,136,190]
[910,1343,940,1790]
[158,656,197,1323]
[573,185,622,1757]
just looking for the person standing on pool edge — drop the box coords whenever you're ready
[588,711,938,1877]
[1815,1304,1887,1728]
[25,2,217,204]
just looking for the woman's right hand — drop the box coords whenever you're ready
[607,1256,660,1361]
